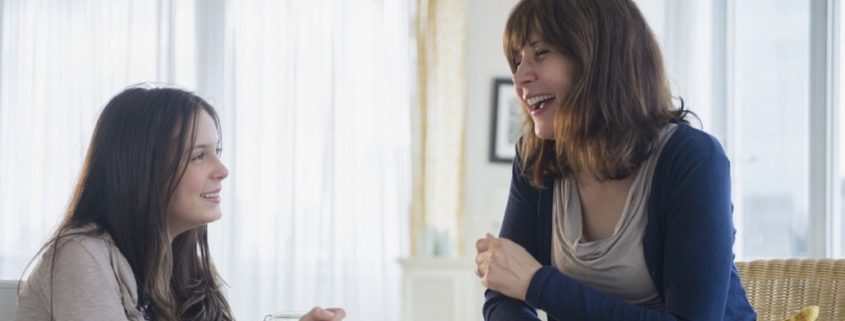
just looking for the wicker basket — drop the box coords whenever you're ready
[736,259,845,321]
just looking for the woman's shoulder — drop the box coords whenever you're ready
[662,123,727,162]
[19,225,116,305]
[29,222,137,295]
[23,227,112,288]
[53,223,116,257]
[17,223,142,321]
[20,224,118,285]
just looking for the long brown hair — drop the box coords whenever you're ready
[47,86,234,321]
[504,0,691,187]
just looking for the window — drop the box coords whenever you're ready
[637,0,842,259]
[732,0,811,258]
[837,0,844,257]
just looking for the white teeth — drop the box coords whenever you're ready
[526,94,555,107]
[201,192,219,198]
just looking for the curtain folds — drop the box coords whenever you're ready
[412,0,468,258]
[215,1,411,320]
[0,0,191,279]
[0,1,412,320]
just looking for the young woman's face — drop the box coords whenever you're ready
[166,109,228,237]
[512,33,578,140]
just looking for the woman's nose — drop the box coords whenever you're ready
[513,61,536,85]
[214,158,229,180]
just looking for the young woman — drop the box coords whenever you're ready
[474,0,756,320]
[15,86,345,321]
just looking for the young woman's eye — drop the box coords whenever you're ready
[191,152,205,161]
[535,48,550,57]
[215,148,223,156]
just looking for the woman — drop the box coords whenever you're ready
[474,0,756,320]
[15,86,345,321]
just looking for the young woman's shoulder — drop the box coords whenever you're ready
[25,223,123,292]
[57,225,117,262]
[16,223,141,321]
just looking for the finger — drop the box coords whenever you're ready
[475,237,489,252]
[482,262,501,291]
[477,234,499,252]
[480,258,493,278]
[475,251,488,265]
[496,237,522,253]
[304,307,335,321]
[326,307,346,320]
[479,265,490,288]
[319,309,336,320]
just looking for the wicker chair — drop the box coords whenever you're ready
[736,259,845,321]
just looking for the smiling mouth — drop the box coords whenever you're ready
[526,94,555,110]
[201,191,220,199]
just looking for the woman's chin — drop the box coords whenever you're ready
[534,127,554,140]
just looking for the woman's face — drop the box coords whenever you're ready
[512,33,578,140]
[166,109,228,237]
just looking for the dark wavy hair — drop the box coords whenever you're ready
[504,0,692,187]
[46,85,234,321]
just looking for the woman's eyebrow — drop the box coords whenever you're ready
[191,143,219,150]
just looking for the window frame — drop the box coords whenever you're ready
[722,0,842,258]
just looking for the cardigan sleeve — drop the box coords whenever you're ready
[482,150,543,321]
[487,132,738,321]
[48,238,133,321]
[655,132,736,320]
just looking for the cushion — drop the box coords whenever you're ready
[783,306,819,321]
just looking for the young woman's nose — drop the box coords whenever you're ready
[213,158,229,180]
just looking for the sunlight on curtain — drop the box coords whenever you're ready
[0,1,411,321]
[212,1,412,320]
[0,0,195,279]
[634,0,722,140]
[411,0,467,258]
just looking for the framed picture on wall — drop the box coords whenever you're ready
[489,77,521,163]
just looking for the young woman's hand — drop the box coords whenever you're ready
[299,307,346,321]
[475,233,542,301]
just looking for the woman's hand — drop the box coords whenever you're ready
[299,307,346,321]
[475,233,542,301]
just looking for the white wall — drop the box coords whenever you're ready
[462,0,519,257]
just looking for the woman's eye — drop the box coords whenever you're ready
[191,153,205,161]
[535,48,550,56]
[215,148,223,156]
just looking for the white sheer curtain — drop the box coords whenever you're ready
[0,1,412,321]
[212,1,411,320]
[0,0,196,278]
[634,0,722,139]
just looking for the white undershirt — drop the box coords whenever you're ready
[551,124,677,309]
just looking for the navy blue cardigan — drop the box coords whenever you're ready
[483,124,756,321]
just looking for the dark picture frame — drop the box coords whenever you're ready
[489,78,521,163]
